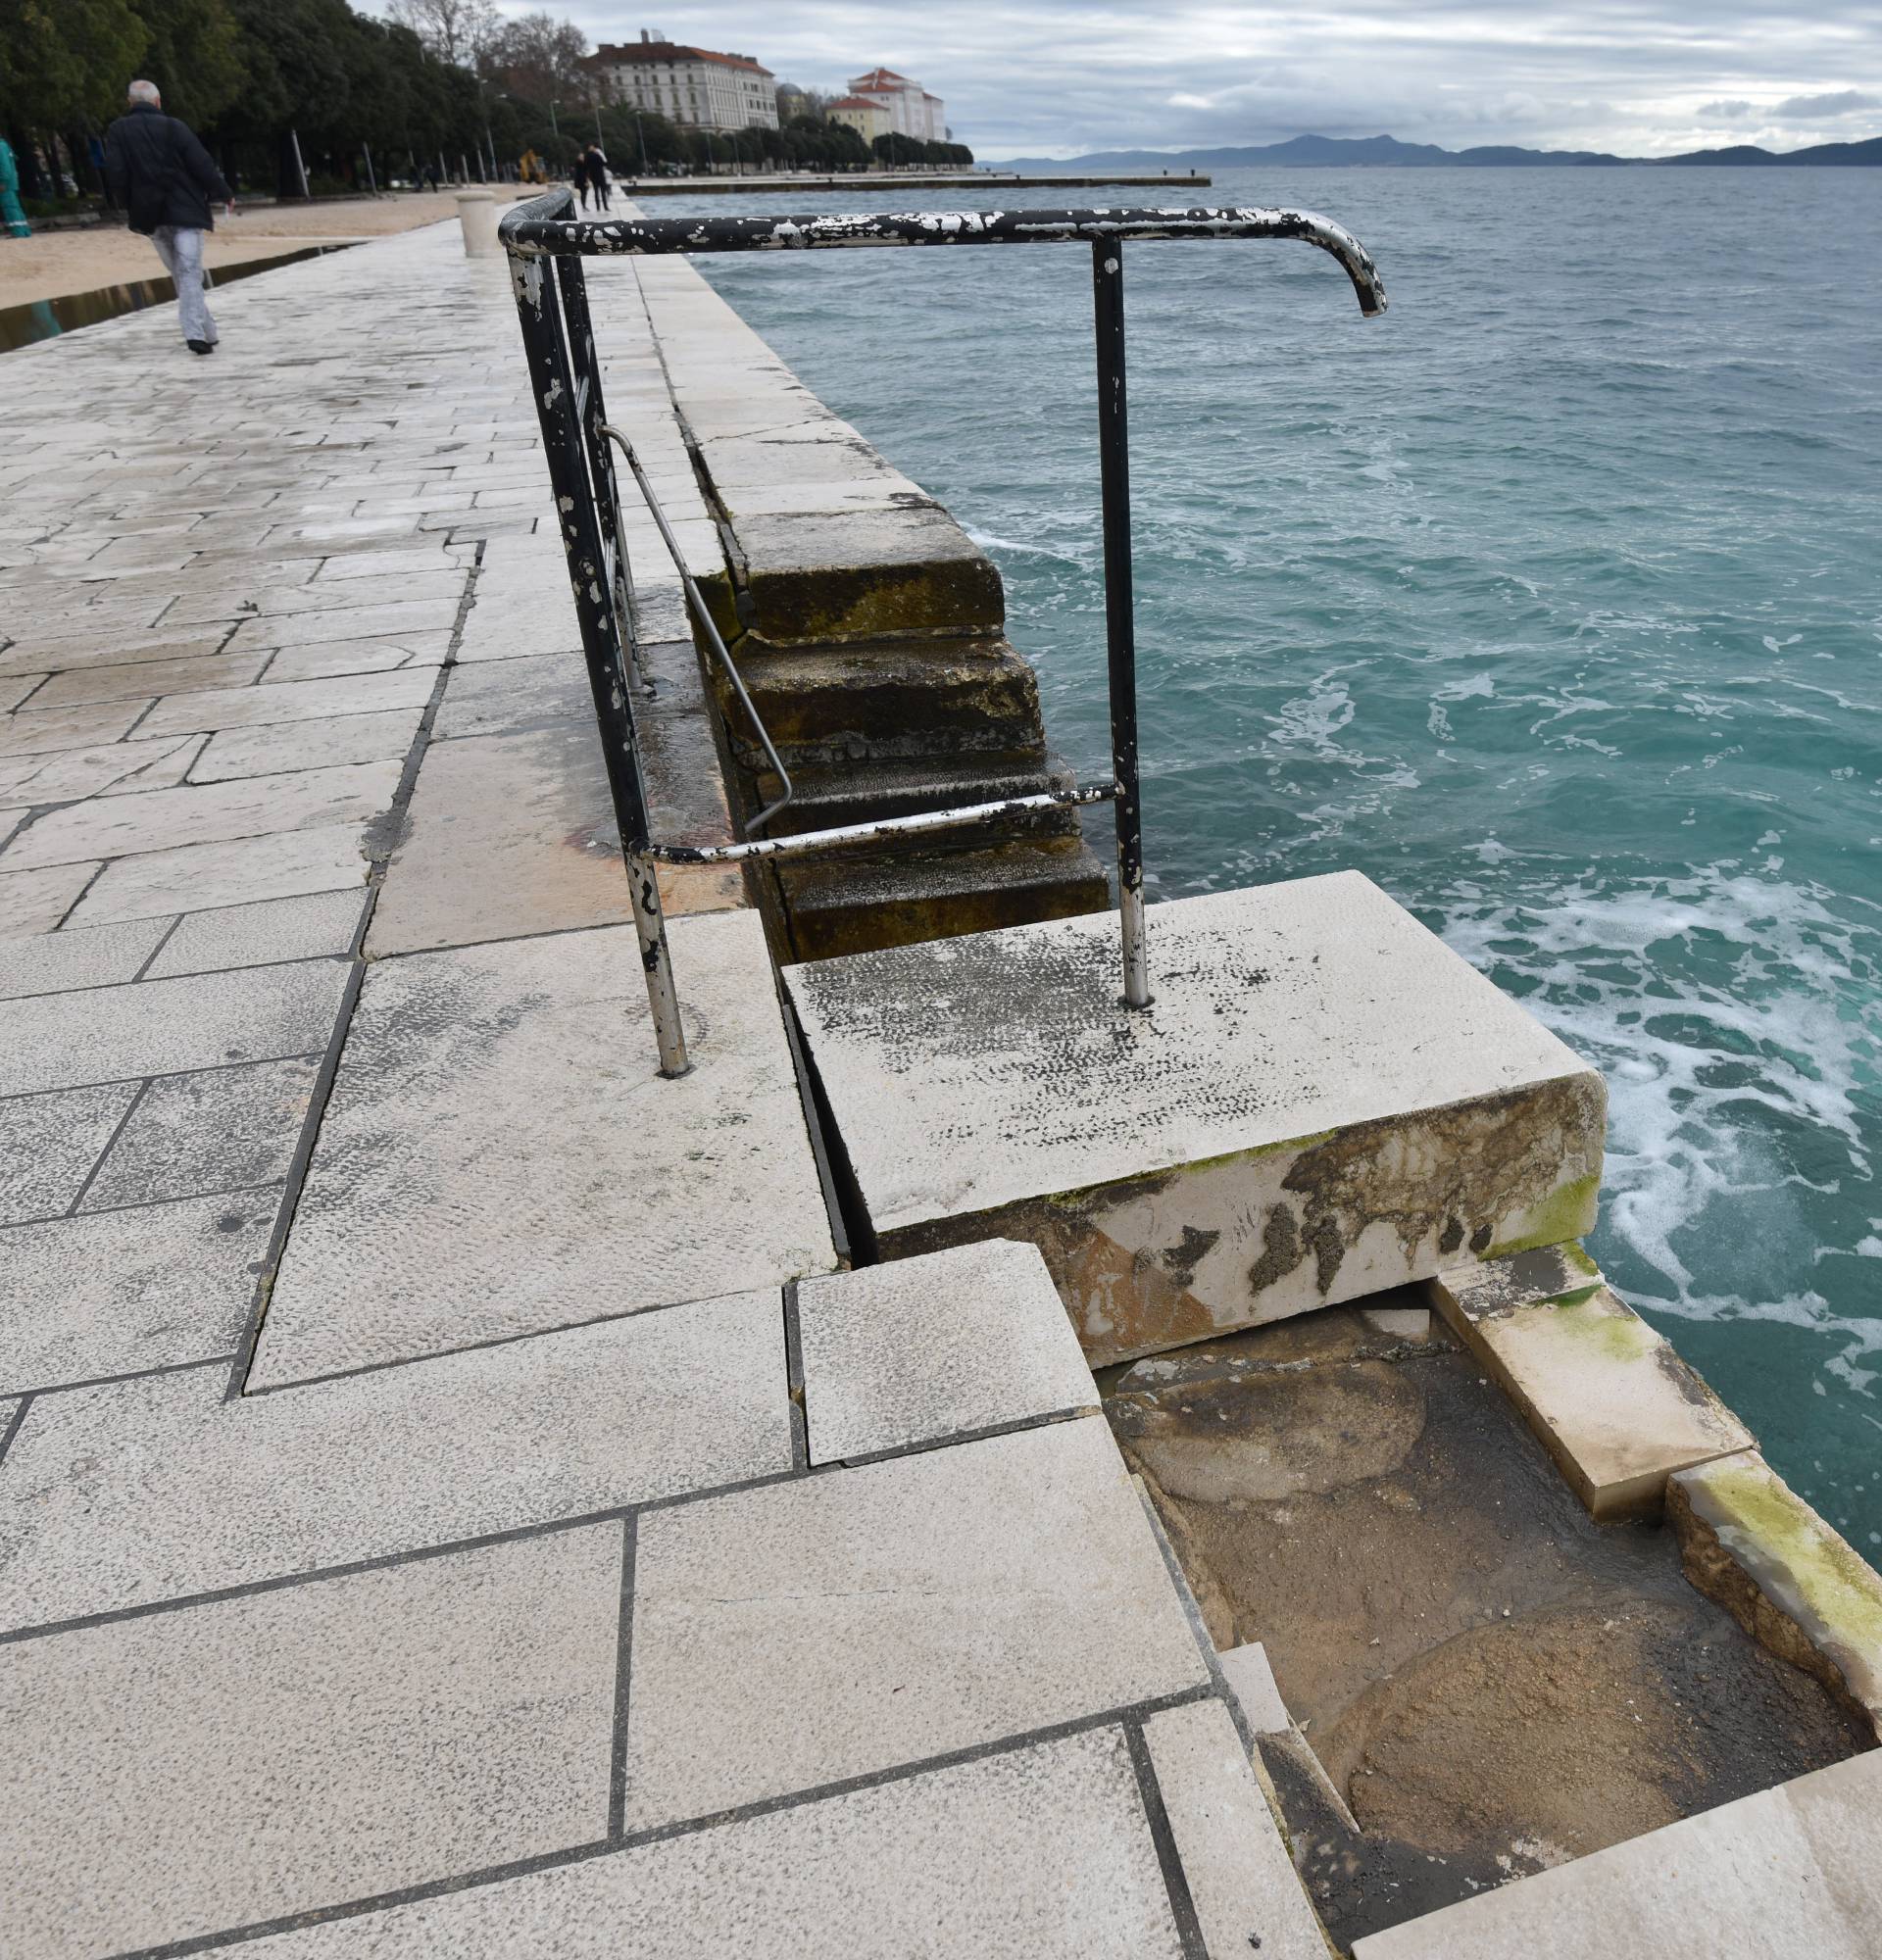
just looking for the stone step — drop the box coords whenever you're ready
[785,872,1607,1365]
[770,832,1111,962]
[710,639,1048,771]
[756,751,1091,845]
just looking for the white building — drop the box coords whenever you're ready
[847,67,946,143]
[591,30,778,133]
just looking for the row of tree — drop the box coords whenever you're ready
[0,0,970,209]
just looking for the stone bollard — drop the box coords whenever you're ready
[457,189,499,259]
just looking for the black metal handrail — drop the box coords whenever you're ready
[501,188,1386,1078]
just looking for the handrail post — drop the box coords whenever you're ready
[508,218,690,1077]
[1092,235,1152,1009]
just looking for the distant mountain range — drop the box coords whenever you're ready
[997,131,1882,171]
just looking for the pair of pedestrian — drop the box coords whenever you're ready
[576,142,611,213]
[103,79,233,355]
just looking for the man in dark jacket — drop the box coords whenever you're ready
[103,79,234,355]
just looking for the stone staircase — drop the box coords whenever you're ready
[626,256,1111,963]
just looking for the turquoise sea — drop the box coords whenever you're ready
[659,169,1882,1550]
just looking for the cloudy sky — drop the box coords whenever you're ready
[528,1,1882,158]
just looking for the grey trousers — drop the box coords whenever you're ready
[151,225,218,345]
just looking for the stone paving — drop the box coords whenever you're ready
[0,221,1328,1957]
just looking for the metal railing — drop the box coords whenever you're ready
[500,191,1387,1078]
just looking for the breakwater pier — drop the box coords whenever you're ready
[1,203,1878,1956]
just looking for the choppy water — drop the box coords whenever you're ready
[656,169,1882,1548]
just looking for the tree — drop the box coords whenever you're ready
[129,0,246,125]
[481,11,588,109]
[385,0,495,70]
[0,0,148,126]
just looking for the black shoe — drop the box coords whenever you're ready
[187,338,215,355]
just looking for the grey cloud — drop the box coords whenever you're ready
[522,2,1882,158]
[1770,90,1880,118]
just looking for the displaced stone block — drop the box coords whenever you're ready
[1429,1252,1752,1520]
[1670,1450,1882,1739]
[788,874,1606,1367]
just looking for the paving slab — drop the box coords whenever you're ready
[314,544,470,583]
[0,1525,622,1957]
[147,887,367,976]
[1670,1450,1882,1738]
[0,956,346,1096]
[81,1055,320,1209]
[0,695,152,758]
[229,596,463,653]
[0,1289,790,1628]
[65,823,369,928]
[455,581,582,662]
[136,664,439,738]
[1144,1697,1329,1960]
[1351,1748,1882,1960]
[94,731,209,795]
[787,872,1607,1366]
[243,1727,1187,1960]
[0,1081,139,1225]
[0,858,99,938]
[0,1189,275,1392]
[0,735,198,803]
[1217,1640,1294,1736]
[193,708,424,782]
[25,648,268,710]
[0,913,168,997]
[621,1413,1209,1829]
[1429,1251,1753,1519]
[253,912,833,1386]
[429,651,593,740]
[0,759,403,870]
[798,1238,1097,1462]
[366,724,629,956]
[265,633,452,684]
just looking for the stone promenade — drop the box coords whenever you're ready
[0,221,1327,1956]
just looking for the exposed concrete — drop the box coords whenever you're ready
[1670,1451,1882,1740]
[1429,1250,1753,1520]
[790,873,1606,1364]
[1351,1748,1882,1960]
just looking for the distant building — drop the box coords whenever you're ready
[774,82,814,123]
[848,67,945,143]
[590,30,778,132]
[825,95,890,144]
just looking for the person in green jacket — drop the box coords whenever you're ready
[0,136,30,238]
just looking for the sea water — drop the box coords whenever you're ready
[656,168,1882,1546]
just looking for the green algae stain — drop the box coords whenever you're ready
[1707,1461,1882,1649]
[1538,1288,1659,1365]
[1484,1172,1602,1260]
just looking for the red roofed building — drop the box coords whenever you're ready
[590,30,779,132]
[826,96,891,144]
[847,67,946,142]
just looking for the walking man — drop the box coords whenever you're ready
[103,79,234,356]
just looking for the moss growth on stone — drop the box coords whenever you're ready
[1485,1172,1602,1259]
[1707,1461,1882,1649]
[1537,1289,1660,1365]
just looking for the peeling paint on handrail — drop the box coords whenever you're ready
[498,189,1388,318]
